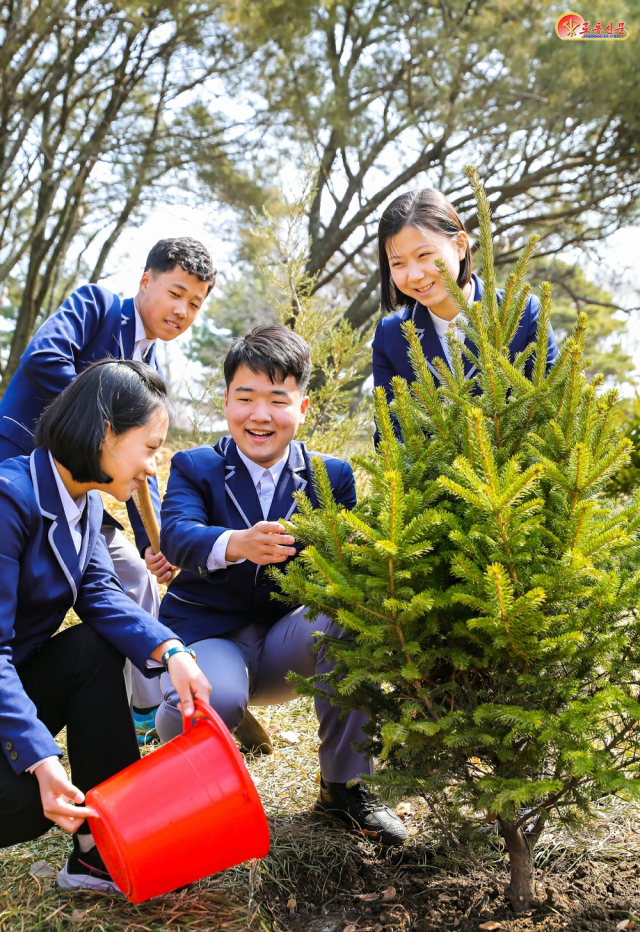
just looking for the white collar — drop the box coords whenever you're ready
[48,451,86,527]
[133,301,156,349]
[236,444,290,489]
[427,307,466,340]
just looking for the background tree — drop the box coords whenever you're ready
[187,188,374,455]
[0,0,258,390]
[211,0,640,327]
[276,168,640,911]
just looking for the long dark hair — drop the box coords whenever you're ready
[34,359,169,484]
[377,189,472,313]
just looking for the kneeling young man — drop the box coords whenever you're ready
[156,325,407,846]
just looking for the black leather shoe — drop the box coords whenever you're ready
[315,778,408,847]
[234,709,273,755]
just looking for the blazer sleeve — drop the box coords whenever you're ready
[372,318,396,406]
[372,317,403,445]
[19,284,116,397]
[523,293,559,379]
[160,451,230,577]
[0,480,62,773]
[334,460,357,510]
[74,533,180,675]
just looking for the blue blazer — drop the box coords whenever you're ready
[0,284,162,551]
[0,447,177,774]
[372,274,558,408]
[159,437,356,643]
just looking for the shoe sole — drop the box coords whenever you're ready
[314,803,408,847]
[57,864,122,895]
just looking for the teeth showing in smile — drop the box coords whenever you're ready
[247,430,273,437]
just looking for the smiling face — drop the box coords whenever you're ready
[224,364,309,468]
[98,409,169,501]
[387,225,470,320]
[135,264,210,342]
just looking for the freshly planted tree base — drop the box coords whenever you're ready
[275,167,640,912]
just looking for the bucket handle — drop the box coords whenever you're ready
[182,698,254,790]
[182,697,228,734]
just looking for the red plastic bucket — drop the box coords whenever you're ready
[86,699,270,902]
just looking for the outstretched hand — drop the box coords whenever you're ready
[226,521,297,565]
[34,758,98,833]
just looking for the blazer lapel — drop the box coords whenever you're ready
[82,490,104,570]
[223,440,263,529]
[30,448,83,603]
[463,275,482,380]
[412,304,449,381]
[118,298,136,360]
[267,442,310,523]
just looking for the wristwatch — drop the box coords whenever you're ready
[161,645,197,670]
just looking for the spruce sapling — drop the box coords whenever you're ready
[274,167,640,911]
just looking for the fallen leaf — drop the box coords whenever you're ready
[479,923,502,931]
[287,898,296,912]
[344,925,357,932]
[454,920,460,928]
[29,860,53,878]
[280,730,300,744]
[395,802,413,817]
[438,894,453,903]
[373,926,383,932]
[71,910,86,922]
[617,922,635,930]
[382,886,396,901]
[267,725,280,736]
[355,892,379,902]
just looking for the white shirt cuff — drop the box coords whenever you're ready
[206,529,246,571]
[26,755,58,775]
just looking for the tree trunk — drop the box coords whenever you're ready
[499,820,535,912]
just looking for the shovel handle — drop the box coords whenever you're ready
[131,478,178,582]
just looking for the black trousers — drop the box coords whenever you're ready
[0,625,140,847]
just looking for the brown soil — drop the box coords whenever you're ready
[264,813,639,932]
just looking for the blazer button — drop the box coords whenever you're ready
[10,750,18,761]
[5,741,12,750]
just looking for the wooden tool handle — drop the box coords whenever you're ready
[131,478,178,583]
[131,478,161,553]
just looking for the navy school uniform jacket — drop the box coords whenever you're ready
[158,436,356,644]
[372,274,559,411]
[0,284,162,551]
[0,447,178,774]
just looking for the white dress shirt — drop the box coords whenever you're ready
[206,445,290,571]
[49,452,86,554]
[132,304,156,363]
[427,308,467,367]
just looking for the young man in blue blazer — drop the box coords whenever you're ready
[0,238,216,726]
[156,325,408,847]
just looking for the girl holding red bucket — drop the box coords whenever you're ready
[0,359,211,893]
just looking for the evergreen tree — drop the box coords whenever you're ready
[274,167,640,911]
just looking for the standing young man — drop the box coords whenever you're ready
[0,238,216,724]
[156,325,408,847]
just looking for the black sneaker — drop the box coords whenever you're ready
[315,778,409,847]
[57,834,121,894]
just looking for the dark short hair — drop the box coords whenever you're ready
[377,189,472,313]
[223,325,312,393]
[145,237,217,295]
[34,360,170,484]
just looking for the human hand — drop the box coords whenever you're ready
[34,757,98,833]
[226,521,297,565]
[166,652,212,719]
[144,546,176,584]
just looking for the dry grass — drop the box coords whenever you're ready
[3,449,640,930]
